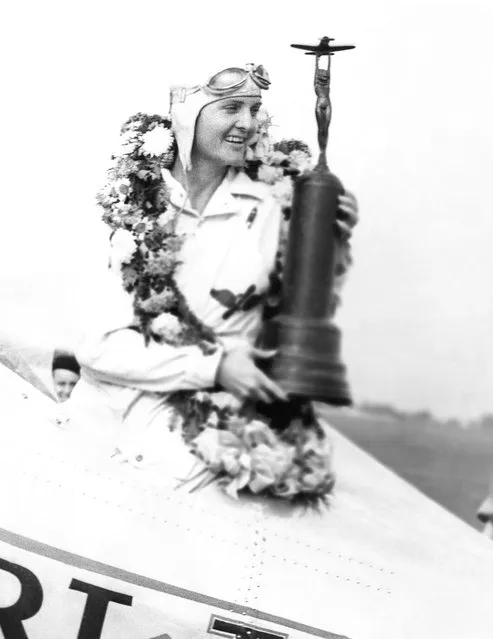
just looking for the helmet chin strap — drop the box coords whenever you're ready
[180,171,191,215]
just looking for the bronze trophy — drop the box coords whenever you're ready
[263,37,355,406]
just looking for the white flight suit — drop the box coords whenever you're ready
[67,168,282,469]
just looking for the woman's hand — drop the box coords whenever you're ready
[216,344,288,404]
[336,189,359,240]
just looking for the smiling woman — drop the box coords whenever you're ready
[173,95,263,215]
[63,61,359,503]
[193,97,262,173]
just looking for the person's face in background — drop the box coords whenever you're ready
[52,368,80,402]
[477,491,493,539]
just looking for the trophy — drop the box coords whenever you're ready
[263,37,355,406]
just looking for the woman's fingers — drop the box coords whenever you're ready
[259,372,289,402]
[251,351,288,402]
[336,189,358,241]
[338,199,358,218]
[341,189,358,208]
[253,387,273,404]
[241,374,288,404]
[219,346,288,403]
[338,192,359,228]
[343,189,358,204]
[251,347,278,360]
[337,200,358,227]
[334,219,353,240]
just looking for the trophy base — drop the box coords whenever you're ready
[261,315,352,406]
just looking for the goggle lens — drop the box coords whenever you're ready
[206,65,270,94]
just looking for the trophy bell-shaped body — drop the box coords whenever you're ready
[263,166,352,405]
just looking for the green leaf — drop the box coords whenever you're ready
[210,289,237,309]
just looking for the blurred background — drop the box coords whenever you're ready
[1,0,492,529]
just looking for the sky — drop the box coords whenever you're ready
[1,0,492,420]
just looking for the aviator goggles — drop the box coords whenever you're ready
[205,64,271,94]
[170,64,270,106]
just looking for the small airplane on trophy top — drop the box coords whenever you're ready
[291,36,355,56]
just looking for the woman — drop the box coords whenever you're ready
[67,63,358,498]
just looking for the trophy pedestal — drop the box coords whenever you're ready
[263,315,351,405]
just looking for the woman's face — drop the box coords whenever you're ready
[192,96,262,168]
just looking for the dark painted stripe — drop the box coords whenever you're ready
[0,526,349,639]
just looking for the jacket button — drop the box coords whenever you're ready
[135,454,143,462]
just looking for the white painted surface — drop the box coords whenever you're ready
[1,364,493,638]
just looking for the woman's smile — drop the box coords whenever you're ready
[224,134,248,151]
[225,135,247,145]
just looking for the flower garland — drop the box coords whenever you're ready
[97,111,337,504]
[97,113,216,349]
[172,391,335,502]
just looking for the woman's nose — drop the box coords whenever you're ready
[235,108,255,132]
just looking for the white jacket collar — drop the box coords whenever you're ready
[161,167,267,217]
[228,169,267,201]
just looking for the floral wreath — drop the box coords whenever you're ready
[97,112,336,505]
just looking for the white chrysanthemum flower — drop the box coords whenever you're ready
[157,208,176,227]
[151,312,183,338]
[123,117,145,132]
[115,178,132,200]
[257,164,284,185]
[271,176,294,210]
[247,108,273,162]
[140,126,174,157]
[253,133,272,162]
[289,149,313,174]
[247,131,271,163]
[110,229,137,270]
[99,182,118,201]
[116,131,139,156]
[269,150,288,165]
[207,412,219,427]
[209,391,241,412]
